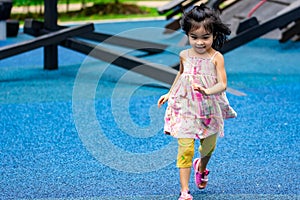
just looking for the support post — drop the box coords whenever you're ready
[0,20,6,40]
[0,0,13,40]
[44,0,58,70]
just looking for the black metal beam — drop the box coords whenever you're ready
[220,5,300,53]
[79,32,168,54]
[61,38,178,85]
[25,21,168,55]
[280,19,300,43]
[0,23,94,60]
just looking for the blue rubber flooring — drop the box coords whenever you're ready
[0,20,299,200]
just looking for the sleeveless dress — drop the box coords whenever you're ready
[164,50,237,139]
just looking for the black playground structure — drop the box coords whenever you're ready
[0,0,19,37]
[0,0,299,85]
[159,0,300,52]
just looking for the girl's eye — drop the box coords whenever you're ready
[202,35,211,39]
[190,35,211,40]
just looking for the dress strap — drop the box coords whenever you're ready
[186,49,190,57]
[210,51,219,61]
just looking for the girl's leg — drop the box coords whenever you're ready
[177,138,195,192]
[199,156,211,173]
[179,168,191,192]
[198,133,218,172]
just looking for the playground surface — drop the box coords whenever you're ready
[0,19,300,200]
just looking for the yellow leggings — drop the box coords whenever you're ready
[177,134,218,168]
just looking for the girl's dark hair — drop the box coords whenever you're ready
[180,4,231,50]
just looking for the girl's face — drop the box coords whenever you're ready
[188,26,214,55]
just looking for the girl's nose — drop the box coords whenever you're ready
[196,40,204,45]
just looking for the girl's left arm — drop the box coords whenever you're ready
[207,52,227,95]
[193,52,227,95]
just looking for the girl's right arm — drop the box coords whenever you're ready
[157,51,185,108]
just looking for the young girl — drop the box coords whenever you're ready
[157,4,237,200]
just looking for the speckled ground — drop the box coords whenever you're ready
[0,20,299,200]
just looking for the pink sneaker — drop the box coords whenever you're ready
[193,158,210,189]
[178,190,193,200]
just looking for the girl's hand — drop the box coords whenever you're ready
[192,83,209,95]
[157,93,170,108]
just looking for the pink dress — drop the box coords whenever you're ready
[164,50,237,139]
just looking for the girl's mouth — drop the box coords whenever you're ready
[196,45,205,49]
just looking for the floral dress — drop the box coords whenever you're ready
[164,50,237,139]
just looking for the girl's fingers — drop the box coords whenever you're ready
[157,97,165,107]
[193,84,200,91]
[158,95,169,108]
[158,93,170,108]
[157,98,162,106]
[159,98,164,104]
[193,84,207,95]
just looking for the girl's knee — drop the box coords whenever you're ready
[177,138,194,168]
[199,144,216,157]
[199,134,217,158]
